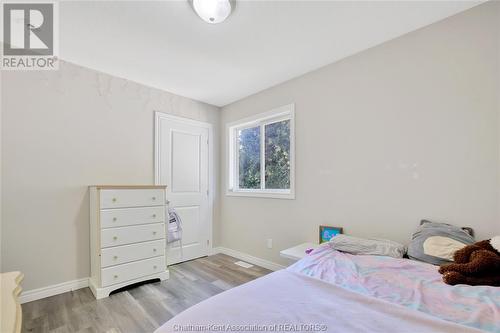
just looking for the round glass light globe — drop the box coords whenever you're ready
[192,0,232,24]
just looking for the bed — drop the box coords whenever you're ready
[156,244,500,332]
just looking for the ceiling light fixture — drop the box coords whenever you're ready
[190,0,235,24]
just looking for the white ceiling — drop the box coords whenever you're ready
[60,1,482,107]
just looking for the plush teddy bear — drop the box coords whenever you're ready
[438,236,500,286]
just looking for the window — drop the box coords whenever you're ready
[227,104,295,199]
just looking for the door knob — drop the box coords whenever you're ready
[166,200,170,205]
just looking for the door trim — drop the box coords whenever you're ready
[154,111,214,256]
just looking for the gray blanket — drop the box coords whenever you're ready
[329,234,406,258]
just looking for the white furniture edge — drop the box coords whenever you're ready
[19,277,88,304]
[279,242,319,261]
[89,271,169,300]
[1,272,24,333]
[212,247,285,272]
[280,253,298,260]
[280,252,302,261]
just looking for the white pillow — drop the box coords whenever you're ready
[422,236,467,261]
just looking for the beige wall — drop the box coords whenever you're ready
[220,2,500,265]
[1,61,220,290]
[1,2,499,292]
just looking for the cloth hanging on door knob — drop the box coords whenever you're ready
[167,208,183,243]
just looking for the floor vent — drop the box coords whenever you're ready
[234,261,254,268]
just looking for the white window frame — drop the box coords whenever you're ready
[226,104,295,199]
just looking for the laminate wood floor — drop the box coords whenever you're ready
[21,254,272,333]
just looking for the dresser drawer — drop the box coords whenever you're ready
[101,256,165,287]
[101,240,165,268]
[100,189,165,209]
[100,206,165,228]
[101,224,164,248]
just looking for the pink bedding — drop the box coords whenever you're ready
[290,244,500,332]
[156,245,499,333]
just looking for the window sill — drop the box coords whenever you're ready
[226,190,295,200]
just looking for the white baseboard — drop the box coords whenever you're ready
[20,248,283,304]
[20,277,89,304]
[212,247,286,271]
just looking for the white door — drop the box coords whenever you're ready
[155,113,211,265]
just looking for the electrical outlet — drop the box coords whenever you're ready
[266,239,273,249]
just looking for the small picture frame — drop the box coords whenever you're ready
[319,225,343,243]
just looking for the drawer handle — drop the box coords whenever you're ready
[113,256,118,260]
[114,275,118,279]
[112,198,117,202]
[152,196,156,201]
[153,248,157,252]
[153,265,157,269]
[113,217,117,222]
[152,214,157,218]
[113,236,118,241]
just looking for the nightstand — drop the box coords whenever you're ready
[280,242,319,261]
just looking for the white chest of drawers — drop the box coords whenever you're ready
[89,185,169,299]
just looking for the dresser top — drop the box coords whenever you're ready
[89,185,167,190]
